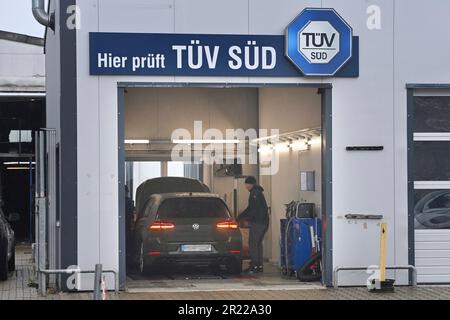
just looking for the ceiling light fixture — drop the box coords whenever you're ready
[125,139,150,144]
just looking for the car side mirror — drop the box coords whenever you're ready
[8,213,20,222]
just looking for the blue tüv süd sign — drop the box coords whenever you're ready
[285,8,353,76]
[89,8,358,77]
[90,33,302,77]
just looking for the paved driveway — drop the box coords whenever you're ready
[2,246,450,300]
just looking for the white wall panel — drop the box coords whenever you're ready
[99,0,175,33]
[174,0,248,34]
[248,0,320,35]
[259,88,321,261]
[76,0,101,290]
[322,0,396,286]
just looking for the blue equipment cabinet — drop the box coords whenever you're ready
[280,218,322,280]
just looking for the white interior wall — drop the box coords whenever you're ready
[258,88,322,262]
[125,88,258,139]
[124,87,259,215]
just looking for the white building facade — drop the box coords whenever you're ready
[41,0,450,291]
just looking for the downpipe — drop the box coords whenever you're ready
[32,0,55,30]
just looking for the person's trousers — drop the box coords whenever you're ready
[249,223,269,267]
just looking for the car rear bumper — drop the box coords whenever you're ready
[145,251,241,266]
[143,241,242,266]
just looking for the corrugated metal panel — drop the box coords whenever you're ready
[416,232,450,242]
[416,258,450,266]
[0,38,45,92]
[416,249,450,259]
[415,230,450,283]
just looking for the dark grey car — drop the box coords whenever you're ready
[134,193,242,275]
[0,206,15,281]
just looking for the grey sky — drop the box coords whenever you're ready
[0,0,46,38]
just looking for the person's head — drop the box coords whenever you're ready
[244,176,257,191]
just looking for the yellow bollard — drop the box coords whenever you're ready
[379,223,387,282]
[368,222,395,292]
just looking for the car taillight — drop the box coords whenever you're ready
[216,220,239,230]
[148,220,175,231]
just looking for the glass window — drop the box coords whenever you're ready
[9,130,32,143]
[414,141,450,181]
[132,162,161,202]
[414,96,450,132]
[167,161,185,177]
[414,189,450,229]
[157,197,230,219]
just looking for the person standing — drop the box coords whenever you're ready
[237,176,269,274]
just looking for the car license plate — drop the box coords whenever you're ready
[181,244,212,252]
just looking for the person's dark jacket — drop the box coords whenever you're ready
[237,185,269,225]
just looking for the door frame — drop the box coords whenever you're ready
[117,82,334,289]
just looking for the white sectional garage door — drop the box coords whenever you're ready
[415,230,450,283]
[413,92,450,283]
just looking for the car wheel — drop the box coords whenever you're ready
[138,242,151,275]
[0,240,8,281]
[226,258,242,275]
[8,245,15,271]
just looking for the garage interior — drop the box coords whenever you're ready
[0,95,45,243]
[122,86,325,291]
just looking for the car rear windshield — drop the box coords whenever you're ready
[157,197,230,219]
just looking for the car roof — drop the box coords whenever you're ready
[135,177,210,214]
[153,192,222,201]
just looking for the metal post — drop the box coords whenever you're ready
[29,157,33,242]
[38,131,47,295]
[34,131,39,269]
[45,129,57,288]
[93,264,103,300]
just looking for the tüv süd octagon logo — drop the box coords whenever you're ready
[286,8,353,76]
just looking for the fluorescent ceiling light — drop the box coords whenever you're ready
[258,145,273,153]
[3,161,36,165]
[125,139,150,144]
[289,140,311,151]
[6,167,35,170]
[273,142,290,151]
[0,92,45,97]
[172,139,240,144]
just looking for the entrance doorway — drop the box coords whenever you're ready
[0,95,45,243]
[118,84,333,290]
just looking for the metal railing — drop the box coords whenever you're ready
[38,266,119,298]
[35,129,58,291]
[34,129,119,297]
[333,265,418,288]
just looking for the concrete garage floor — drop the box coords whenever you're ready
[3,246,450,300]
[125,262,323,293]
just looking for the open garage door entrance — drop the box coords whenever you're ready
[0,95,45,243]
[118,84,332,290]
